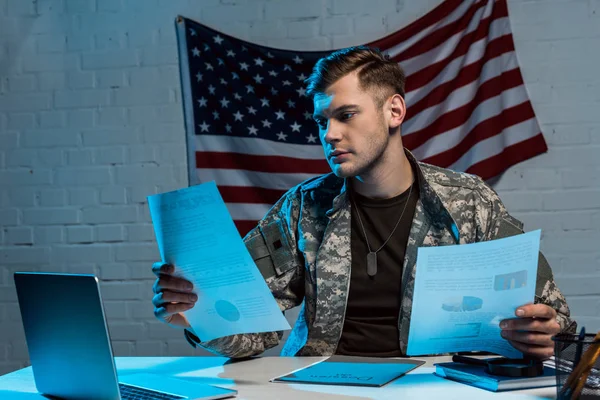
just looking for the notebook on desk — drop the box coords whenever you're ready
[271,355,425,387]
[14,272,237,400]
[434,361,557,392]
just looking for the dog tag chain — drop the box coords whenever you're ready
[352,181,414,277]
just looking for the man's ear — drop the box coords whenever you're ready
[388,94,406,129]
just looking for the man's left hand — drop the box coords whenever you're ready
[500,303,561,360]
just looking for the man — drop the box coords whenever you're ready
[152,46,575,360]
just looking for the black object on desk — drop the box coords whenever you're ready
[452,355,544,377]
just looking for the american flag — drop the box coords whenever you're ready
[176,0,547,236]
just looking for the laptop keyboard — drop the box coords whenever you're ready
[119,383,186,399]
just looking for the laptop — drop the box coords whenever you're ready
[14,272,237,400]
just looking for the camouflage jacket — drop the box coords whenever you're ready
[187,150,575,358]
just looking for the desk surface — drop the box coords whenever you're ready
[0,356,556,399]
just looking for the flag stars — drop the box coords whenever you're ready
[189,29,197,36]
[225,124,232,133]
[297,73,307,81]
[260,98,270,107]
[203,43,210,51]
[293,55,303,64]
[248,125,258,135]
[226,50,236,57]
[212,111,220,120]
[196,72,203,82]
[254,57,265,67]
[262,119,272,128]
[197,97,207,107]
[306,134,317,143]
[220,97,230,108]
[267,52,274,58]
[198,121,210,132]
[270,87,279,95]
[304,111,312,120]
[217,58,224,66]
[245,85,254,93]
[213,35,224,45]
[233,93,242,101]
[204,62,214,71]
[296,87,306,97]
[233,111,244,121]
[275,110,285,120]
[240,62,249,71]
[282,80,292,86]
[253,74,264,84]
[277,132,287,141]
[231,72,239,80]
[208,85,216,95]
[287,99,296,108]
[247,106,257,115]
[191,47,200,57]
[220,78,228,85]
[283,64,292,71]
[290,122,302,132]
[268,70,278,77]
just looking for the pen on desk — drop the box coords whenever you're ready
[574,326,586,369]
[559,330,600,399]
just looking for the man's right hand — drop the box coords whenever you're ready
[152,262,197,329]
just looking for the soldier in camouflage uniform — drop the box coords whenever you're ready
[152,46,575,360]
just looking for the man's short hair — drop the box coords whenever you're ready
[305,46,406,108]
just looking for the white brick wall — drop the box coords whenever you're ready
[0,0,598,375]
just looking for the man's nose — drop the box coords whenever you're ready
[323,121,343,144]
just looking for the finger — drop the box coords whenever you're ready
[515,303,557,319]
[152,262,174,277]
[506,339,554,360]
[152,291,198,307]
[501,317,561,334]
[152,274,194,294]
[501,330,554,347]
[154,303,195,320]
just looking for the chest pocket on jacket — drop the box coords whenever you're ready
[246,218,296,280]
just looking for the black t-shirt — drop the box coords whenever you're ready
[335,182,419,357]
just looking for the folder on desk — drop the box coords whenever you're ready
[271,355,425,387]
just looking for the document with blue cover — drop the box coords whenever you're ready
[271,356,425,387]
[148,181,291,342]
[407,230,541,359]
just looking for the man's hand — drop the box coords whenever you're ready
[500,303,561,360]
[152,262,197,329]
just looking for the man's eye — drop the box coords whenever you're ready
[341,112,354,121]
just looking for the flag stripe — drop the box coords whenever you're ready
[219,185,287,204]
[398,6,501,77]
[393,0,489,62]
[467,134,548,178]
[406,34,514,121]
[196,151,330,174]
[411,84,530,160]
[194,134,324,159]
[422,102,536,167]
[370,0,469,51]
[196,168,319,190]
[404,67,524,150]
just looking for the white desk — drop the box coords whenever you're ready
[0,356,557,399]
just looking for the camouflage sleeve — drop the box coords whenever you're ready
[483,201,576,334]
[187,191,305,358]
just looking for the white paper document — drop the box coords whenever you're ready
[147,181,291,342]
[407,230,541,359]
